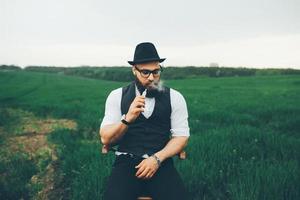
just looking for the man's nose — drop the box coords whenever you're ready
[148,73,154,81]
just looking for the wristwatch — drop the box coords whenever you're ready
[151,154,161,167]
[121,114,130,125]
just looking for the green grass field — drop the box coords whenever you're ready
[0,70,300,200]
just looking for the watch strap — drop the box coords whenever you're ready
[121,119,130,125]
[151,154,161,167]
[121,114,130,125]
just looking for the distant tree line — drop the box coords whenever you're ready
[0,65,22,71]
[25,66,133,81]
[1,65,300,81]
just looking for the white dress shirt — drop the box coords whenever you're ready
[100,85,190,137]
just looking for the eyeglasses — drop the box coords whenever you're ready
[134,65,163,78]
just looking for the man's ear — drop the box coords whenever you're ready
[132,67,136,75]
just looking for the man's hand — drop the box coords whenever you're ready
[101,144,109,154]
[126,95,145,123]
[135,156,159,179]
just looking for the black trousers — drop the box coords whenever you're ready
[103,154,189,200]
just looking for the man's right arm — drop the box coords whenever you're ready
[100,121,129,145]
[99,90,145,145]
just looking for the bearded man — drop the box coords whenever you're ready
[100,42,190,200]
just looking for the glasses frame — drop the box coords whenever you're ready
[134,65,163,78]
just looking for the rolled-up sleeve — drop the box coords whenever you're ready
[170,89,190,137]
[100,88,122,128]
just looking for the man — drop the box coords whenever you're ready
[100,42,190,200]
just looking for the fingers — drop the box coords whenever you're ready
[134,96,145,102]
[136,95,145,99]
[101,145,109,154]
[135,166,145,177]
[136,167,152,179]
[135,96,145,101]
[134,99,145,107]
[132,107,144,114]
[135,161,142,169]
[134,102,145,108]
[144,170,154,179]
[134,97,145,105]
[129,98,145,111]
[135,160,146,177]
[126,96,146,123]
[137,168,155,179]
[135,160,157,179]
[138,169,150,179]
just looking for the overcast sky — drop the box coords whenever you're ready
[1,0,299,68]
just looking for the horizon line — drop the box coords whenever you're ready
[1,64,300,70]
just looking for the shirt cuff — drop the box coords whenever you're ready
[170,128,190,137]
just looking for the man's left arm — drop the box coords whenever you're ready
[155,136,188,162]
[156,89,190,161]
[136,89,190,179]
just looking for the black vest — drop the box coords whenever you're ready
[118,81,172,157]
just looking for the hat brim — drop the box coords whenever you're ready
[128,58,166,65]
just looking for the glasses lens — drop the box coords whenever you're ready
[141,70,151,76]
[152,69,161,75]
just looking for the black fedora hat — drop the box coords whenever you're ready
[128,42,166,65]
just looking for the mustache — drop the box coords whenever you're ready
[135,77,165,94]
[148,80,165,92]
